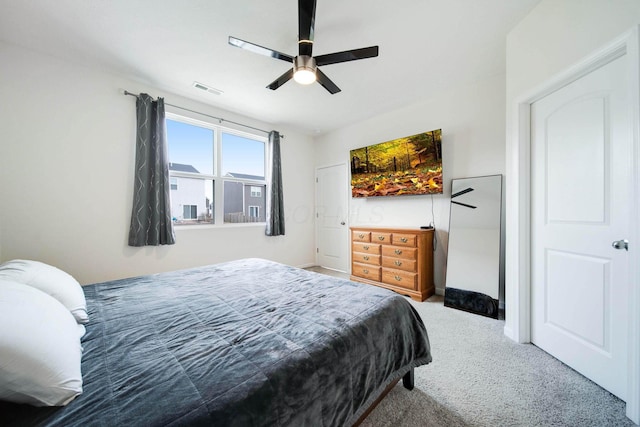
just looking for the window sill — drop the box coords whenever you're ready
[174,222,266,231]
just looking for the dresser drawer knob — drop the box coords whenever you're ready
[378,236,385,241]
[400,237,408,243]
[363,255,369,261]
[363,269,369,274]
[394,275,402,281]
[363,245,369,250]
[358,233,365,239]
[394,249,402,255]
[394,260,402,266]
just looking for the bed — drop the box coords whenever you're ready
[1,258,431,426]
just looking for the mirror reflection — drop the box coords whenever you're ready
[445,174,503,318]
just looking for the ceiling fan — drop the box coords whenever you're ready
[228,0,379,94]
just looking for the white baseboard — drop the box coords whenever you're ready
[503,325,515,341]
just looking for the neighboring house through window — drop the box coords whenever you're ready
[166,114,266,225]
[183,205,197,219]
[167,162,207,223]
[223,174,266,223]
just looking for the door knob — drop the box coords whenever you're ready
[612,239,629,251]
[340,221,345,225]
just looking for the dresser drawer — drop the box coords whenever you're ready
[382,246,417,260]
[392,233,417,247]
[352,231,371,242]
[381,256,416,272]
[353,252,381,266]
[371,232,392,244]
[350,226,434,302]
[352,242,381,255]
[352,263,381,281]
[382,268,417,290]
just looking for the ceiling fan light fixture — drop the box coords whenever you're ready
[293,55,317,85]
[228,0,379,94]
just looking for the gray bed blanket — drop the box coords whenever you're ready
[1,258,431,426]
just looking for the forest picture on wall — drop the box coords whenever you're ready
[350,129,443,197]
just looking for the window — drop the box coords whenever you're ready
[221,133,266,223]
[166,118,214,224]
[165,114,267,226]
[221,133,265,178]
[183,205,197,220]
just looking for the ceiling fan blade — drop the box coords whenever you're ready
[229,36,294,63]
[267,69,294,90]
[315,69,341,94]
[315,46,379,66]
[298,0,316,57]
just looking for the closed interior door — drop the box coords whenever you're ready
[316,164,348,272]
[531,54,630,400]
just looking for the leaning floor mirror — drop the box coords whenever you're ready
[444,174,503,319]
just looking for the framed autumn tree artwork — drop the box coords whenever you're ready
[350,129,443,197]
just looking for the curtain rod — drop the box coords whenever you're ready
[123,90,283,138]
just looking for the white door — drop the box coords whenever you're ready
[315,164,349,272]
[531,54,630,400]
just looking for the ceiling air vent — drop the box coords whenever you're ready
[192,81,223,96]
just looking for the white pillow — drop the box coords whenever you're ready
[0,280,84,406]
[0,259,88,324]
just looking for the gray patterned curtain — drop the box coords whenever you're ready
[265,131,285,236]
[128,94,175,246]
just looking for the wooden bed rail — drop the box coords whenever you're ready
[352,368,415,426]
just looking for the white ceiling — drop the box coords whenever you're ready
[0,0,540,135]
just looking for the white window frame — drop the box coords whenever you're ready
[249,205,260,218]
[166,111,268,227]
[170,177,178,190]
[183,204,198,220]
[250,186,262,197]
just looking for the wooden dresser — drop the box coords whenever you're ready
[350,226,434,301]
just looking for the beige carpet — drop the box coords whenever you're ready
[364,296,632,427]
[305,267,633,427]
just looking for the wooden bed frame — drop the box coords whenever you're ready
[353,368,414,426]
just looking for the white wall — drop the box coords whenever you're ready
[506,0,640,102]
[447,228,500,299]
[314,74,506,293]
[504,0,640,339]
[0,41,316,285]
